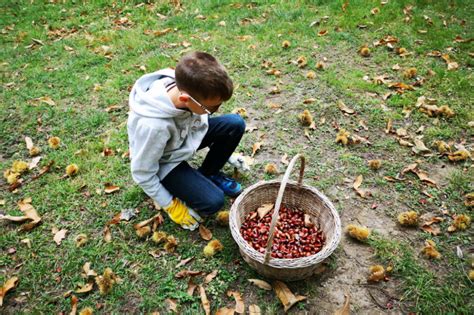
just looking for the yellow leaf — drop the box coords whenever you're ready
[0,276,19,306]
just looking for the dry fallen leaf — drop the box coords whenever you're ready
[248,279,272,290]
[251,142,263,157]
[257,203,274,219]
[353,175,371,198]
[17,199,42,231]
[199,225,213,241]
[165,298,178,313]
[176,257,194,269]
[103,225,112,243]
[53,228,68,245]
[249,304,262,315]
[0,276,19,306]
[70,295,78,315]
[75,282,94,294]
[216,307,235,315]
[273,280,306,312]
[82,262,97,278]
[199,285,211,315]
[337,100,355,114]
[334,294,350,315]
[104,185,120,194]
[204,270,219,284]
[412,138,430,155]
[175,270,203,279]
[227,290,245,314]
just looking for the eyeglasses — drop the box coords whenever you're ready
[183,93,221,115]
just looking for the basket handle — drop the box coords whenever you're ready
[263,154,306,264]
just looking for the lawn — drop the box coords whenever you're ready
[1,0,473,314]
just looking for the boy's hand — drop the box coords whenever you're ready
[163,198,202,231]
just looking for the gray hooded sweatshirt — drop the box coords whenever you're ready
[127,69,209,207]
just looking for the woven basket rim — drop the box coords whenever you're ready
[230,179,341,269]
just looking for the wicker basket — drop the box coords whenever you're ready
[230,154,341,281]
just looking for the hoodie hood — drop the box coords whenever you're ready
[129,68,190,118]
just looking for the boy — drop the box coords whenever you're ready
[127,51,245,231]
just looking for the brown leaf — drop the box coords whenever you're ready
[199,225,213,241]
[334,294,350,315]
[17,199,41,231]
[280,154,289,165]
[251,142,263,157]
[75,282,94,294]
[36,96,56,106]
[103,226,112,243]
[53,228,68,245]
[82,262,97,278]
[0,276,19,306]
[257,203,274,219]
[204,270,219,284]
[216,308,235,315]
[176,257,194,269]
[187,277,197,296]
[248,279,272,290]
[70,295,78,315]
[134,214,162,229]
[165,298,178,313]
[303,98,316,104]
[227,291,245,314]
[249,304,261,315]
[199,285,211,315]
[104,185,120,194]
[388,82,414,91]
[412,138,430,155]
[337,100,355,114]
[29,156,42,169]
[318,29,328,36]
[420,224,441,236]
[385,119,393,134]
[273,281,306,312]
[353,175,371,198]
[175,270,202,279]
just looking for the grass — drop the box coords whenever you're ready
[1,0,473,313]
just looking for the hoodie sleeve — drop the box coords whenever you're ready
[129,122,173,207]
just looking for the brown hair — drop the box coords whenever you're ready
[175,51,233,101]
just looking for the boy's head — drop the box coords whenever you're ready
[175,52,233,114]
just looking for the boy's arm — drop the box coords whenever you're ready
[130,123,173,207]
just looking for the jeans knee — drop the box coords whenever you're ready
[229,114,246,136]
[203,191,225,215]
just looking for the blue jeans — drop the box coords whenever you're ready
[161,114,245,215]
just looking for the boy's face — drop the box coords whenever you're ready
[181,93,222,115]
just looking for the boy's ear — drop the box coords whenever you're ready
[178,94,190,103]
